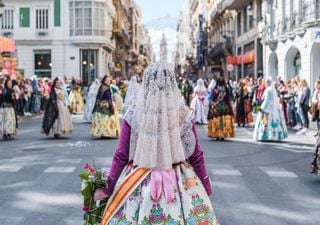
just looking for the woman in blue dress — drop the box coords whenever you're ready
[253,77,288,141]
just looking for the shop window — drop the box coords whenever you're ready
[294,52,301,76]
[34,50,52,78]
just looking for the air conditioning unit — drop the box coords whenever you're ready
[37,31,48,36]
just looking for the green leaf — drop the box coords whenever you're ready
[79,171,91,180]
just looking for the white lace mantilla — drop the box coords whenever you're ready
[123,63,196,169]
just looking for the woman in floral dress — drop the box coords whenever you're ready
[94,63,219,225]
[253,78,288,141]
[207,75,235,140]
[91,76,120,138]
[0,79,17,140]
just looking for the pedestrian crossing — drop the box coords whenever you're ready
[0,157,304,180]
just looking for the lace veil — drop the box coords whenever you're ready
[124,63,196,169]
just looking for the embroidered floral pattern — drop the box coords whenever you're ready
[183,177,198,190]
[187,195,217,225]
[140,204,180,225]
[109,208,133,225]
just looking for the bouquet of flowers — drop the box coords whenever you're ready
[79,163,109,225]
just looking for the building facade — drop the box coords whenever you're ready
[1,0,117,85]
[262,0,320,89]
[208,0,236,79]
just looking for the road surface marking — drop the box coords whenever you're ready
[260,167,298,178]
[0,165,23,172]
[211,169,242,176]
[55,158,82,164]
[44,166,76,173]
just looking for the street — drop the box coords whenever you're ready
[0,116,319,225]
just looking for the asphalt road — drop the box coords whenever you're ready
[0,115,319,225]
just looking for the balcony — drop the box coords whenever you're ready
[209,39,233,63]
[225,0,249,11]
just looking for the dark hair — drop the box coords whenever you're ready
[4,78,12,89]
[52,78,59,89]
[101,75,110,85]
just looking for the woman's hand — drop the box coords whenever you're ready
[93,189,108,201]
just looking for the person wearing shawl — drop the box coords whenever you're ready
[93,63,219,225]
[69,79,84,114]
[234,81,254,127]
[123,75,140,114]
[207,75,235,140]
[191,78,209,124]
[253,77,288,141]
[84,79,101,122]
[0,79,18,140]
[42,78,73,138]
[90,76,120,138]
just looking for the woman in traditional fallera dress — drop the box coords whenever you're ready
[84,79,101,122]
[69,80,84,114]
[207,76,235,140]
[0,79,18,140]
[91,76,120,138]
[191,78,209,124]
[234,81,253,127]
[253,78,288,141]
[42,78,73,138]
[94,63,219,225]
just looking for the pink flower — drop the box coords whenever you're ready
[84,163,91,170]
[82,205,90,212]
[84,163,96,174]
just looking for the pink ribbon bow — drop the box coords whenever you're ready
[150,169,176,204]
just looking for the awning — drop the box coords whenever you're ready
[0,36,16,53]
[226,50,255,65]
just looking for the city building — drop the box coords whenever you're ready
[224,0,264,80]
[208,0,236,79]
[262,0,320,88]
[160,33,168,63]
[1,0,117,85]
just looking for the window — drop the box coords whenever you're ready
[69,0,106,36]
[2,9,14,30]
[34,50,52,78]
[36,9,49,30]
[237,12,242,37]
[20,8,30,27]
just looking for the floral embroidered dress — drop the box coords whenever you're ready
[91,84,120,138]
[69,84,84,114]
[253,83,288,141]
[0,87,17,138]
[97,63,219,225]
[207,79,235,139]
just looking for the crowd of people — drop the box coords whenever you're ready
[1,68,319,170]
[180,74,320,140]
[1,63,320,224]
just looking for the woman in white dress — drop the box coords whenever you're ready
[191,78,209,124]
[84,79,101,122]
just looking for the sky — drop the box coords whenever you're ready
[135,0,186,62]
